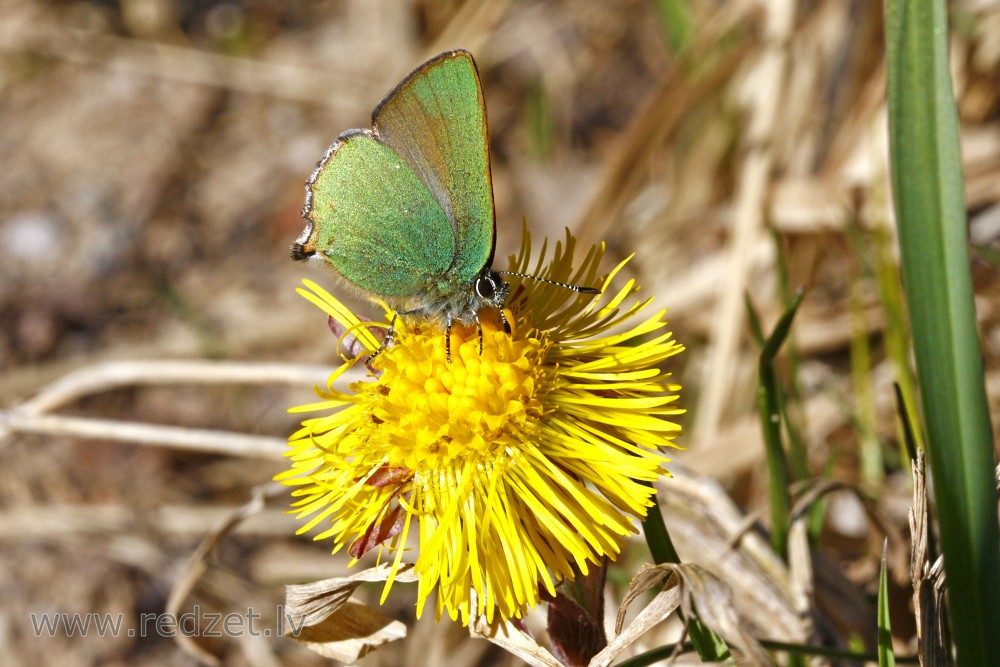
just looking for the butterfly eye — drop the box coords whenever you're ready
[475,274,496,299]
[475,271,509,308]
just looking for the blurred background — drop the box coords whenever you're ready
[2,0,1000,664]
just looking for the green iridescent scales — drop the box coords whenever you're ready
[307,134,456,297]
[372,53,495,285]
[304,50,495,304]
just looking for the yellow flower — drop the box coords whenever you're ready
[277,230,684,625]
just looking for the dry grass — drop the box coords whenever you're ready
[2,0,999,664]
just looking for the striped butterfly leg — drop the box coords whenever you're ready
[367,312,399,365]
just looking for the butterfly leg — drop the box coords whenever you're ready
[445,314,453,363]
[498,307,511,335]
[367,312,398,363]
[473,310,483,355]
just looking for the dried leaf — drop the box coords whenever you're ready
[167,482,285,666]
[654,471,804,641]
[282,563,417,663]
[469,614,562,667]
[678,564,770,665]
[909,451,950,665]
[596,562,771,666]
[615,562,675,633]
[786,515,815,638]
[283,563,417,628]
[592,581,682,667]
[286,600,406,663]
[791,479,908,584]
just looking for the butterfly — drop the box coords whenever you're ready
[291,49,596,361]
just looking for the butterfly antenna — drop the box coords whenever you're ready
[498,271,602,294]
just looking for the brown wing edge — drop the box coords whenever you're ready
[291,128,374,261]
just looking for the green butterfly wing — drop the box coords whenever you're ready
[305,129,456,299]
[372,49,496,283]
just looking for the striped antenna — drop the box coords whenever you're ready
[498,271,601,294]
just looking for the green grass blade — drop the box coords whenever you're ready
[526,79,555,162]
[893,384,917,464]
[685,618,731,663]
[884,0,1000,662]
[642,484,681,565]
[749,289,803,559]
[807,449,838,545]
[873,225,926,459]
[878,540,896,667]
[850,273,883,490]
[651,0,693,54]
[770,227,808,482]
[642,489,732,660]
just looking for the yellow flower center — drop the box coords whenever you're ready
[359,320,546,472]
[281,243,685,625]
